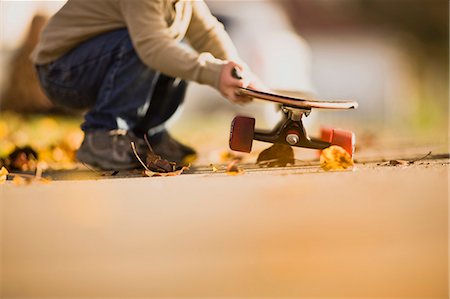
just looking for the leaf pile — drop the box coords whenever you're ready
[0,113,83,172]
[320,145,354,171]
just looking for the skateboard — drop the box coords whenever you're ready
[229,68,358,156]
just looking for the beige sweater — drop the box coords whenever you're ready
[31,0,240,88]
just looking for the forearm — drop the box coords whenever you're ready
[186,1,240,62]
[131,33,225,87]
[121,0,225,88]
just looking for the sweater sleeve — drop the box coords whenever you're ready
[120,0,225,88]
[185,1,240,62]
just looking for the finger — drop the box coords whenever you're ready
[232,93,252,104]
[228,92,242,104]
[233,78,245,88]
[229,65,250,87]
[239,95,253,103]
[230,78,248,92]
[231,66,243,80]
[231,61,244,70]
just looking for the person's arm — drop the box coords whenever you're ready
[186,1,268,101]
[185,1,239,62]
[120,0,225,89]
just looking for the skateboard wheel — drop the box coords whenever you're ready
[320,127,333,143]
[229,116,255,153]
[330,129,355,157]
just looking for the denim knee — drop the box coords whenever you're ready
[36,63,94,110]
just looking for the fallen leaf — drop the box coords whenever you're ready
[0,113,83,171]
[388,159,407,166]
[12,175,29,186]
[183,154,198,165]
[7,146,38,171]
[0,167,9,183]
[35,161,48,180]
[146,151,176,172]
[226,160,244,175]
[144,165,189,177]
[257,144,295,167]
[408,151,432,164]
[320,145,354,171]
[64,129,84,151]
[131,140,189,177]
[220,151,243,163]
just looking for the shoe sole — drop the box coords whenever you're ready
[77,149,142,171]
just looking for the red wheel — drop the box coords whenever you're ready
[229,116,255,153]
[320,127,333,143]
[330,129,355,157]
[317,127,334,158]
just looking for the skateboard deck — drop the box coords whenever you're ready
[237,87,358,110]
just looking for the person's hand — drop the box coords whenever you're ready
[218,61,253,104]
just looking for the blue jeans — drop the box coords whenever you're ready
[36,29,187,135]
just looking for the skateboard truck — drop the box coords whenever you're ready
[229,67,356,156]
[231,105,332,152]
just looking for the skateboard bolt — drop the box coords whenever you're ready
[286,133,299,145]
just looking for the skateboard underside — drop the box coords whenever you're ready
[237,88,358,110]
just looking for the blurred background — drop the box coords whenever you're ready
[0,0,448,167]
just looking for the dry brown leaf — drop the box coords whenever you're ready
[388,159,407,166]
[146,151,176,172]
[131,141,189,178]
[379,151,433,167]
[320,145,354,171]
[7,146,38,171]
[144,165,190,177]
[257,144,295,167]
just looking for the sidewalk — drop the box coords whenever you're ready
[1,160,448,298]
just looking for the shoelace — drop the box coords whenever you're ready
[109,129,128,136]
[108,130,133,149]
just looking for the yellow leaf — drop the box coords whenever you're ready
[144,165,189,177]
[226,160,244,176]
[0,121,9,139]
[182,154,197,165]
[0,167,9,184]
[144,170,157,177]
[12,175,28,186]
[320,145,354,171]
[64,129,84,151]
[220,151,242,163]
